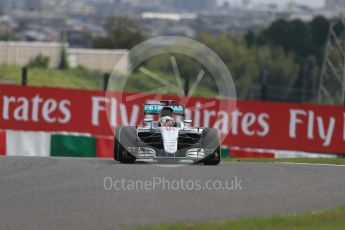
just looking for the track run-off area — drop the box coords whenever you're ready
[1,156,345,230]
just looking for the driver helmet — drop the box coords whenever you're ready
[160,116,175,127]
[160,106,173,117]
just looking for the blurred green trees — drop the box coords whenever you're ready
[141,33,300,101]
[246,16,330,102]
[92,17,146,49]
[94,15,331,103]
[58,46,69,70]
[199,34,300,100]
[252,16,330,65]
[28,54,50,69]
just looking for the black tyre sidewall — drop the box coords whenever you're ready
[114,127,120,161]
[117,126,137,164]
[202,128,221,165]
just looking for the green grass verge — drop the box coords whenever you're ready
[223,157,345,165]
[0,65,216,97]
[0,65,104,90]
[132,206,345,230]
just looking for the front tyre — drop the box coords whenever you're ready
[201,128,221,165]
[203,146,221,165]
[114,126,136,164]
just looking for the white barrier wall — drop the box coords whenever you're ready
[0,41,129,73]
[6,131,51,157]
[274,150,337,159]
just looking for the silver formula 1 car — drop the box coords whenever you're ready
[114,100,220,165]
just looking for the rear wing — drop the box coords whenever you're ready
[144,104,185,115]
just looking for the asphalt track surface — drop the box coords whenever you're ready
[1,156,345,230]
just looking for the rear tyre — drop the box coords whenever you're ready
[114,126,137,164]
[201,128,221,165]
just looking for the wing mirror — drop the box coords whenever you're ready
[144,118,153,128]
[184,120,192,127]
